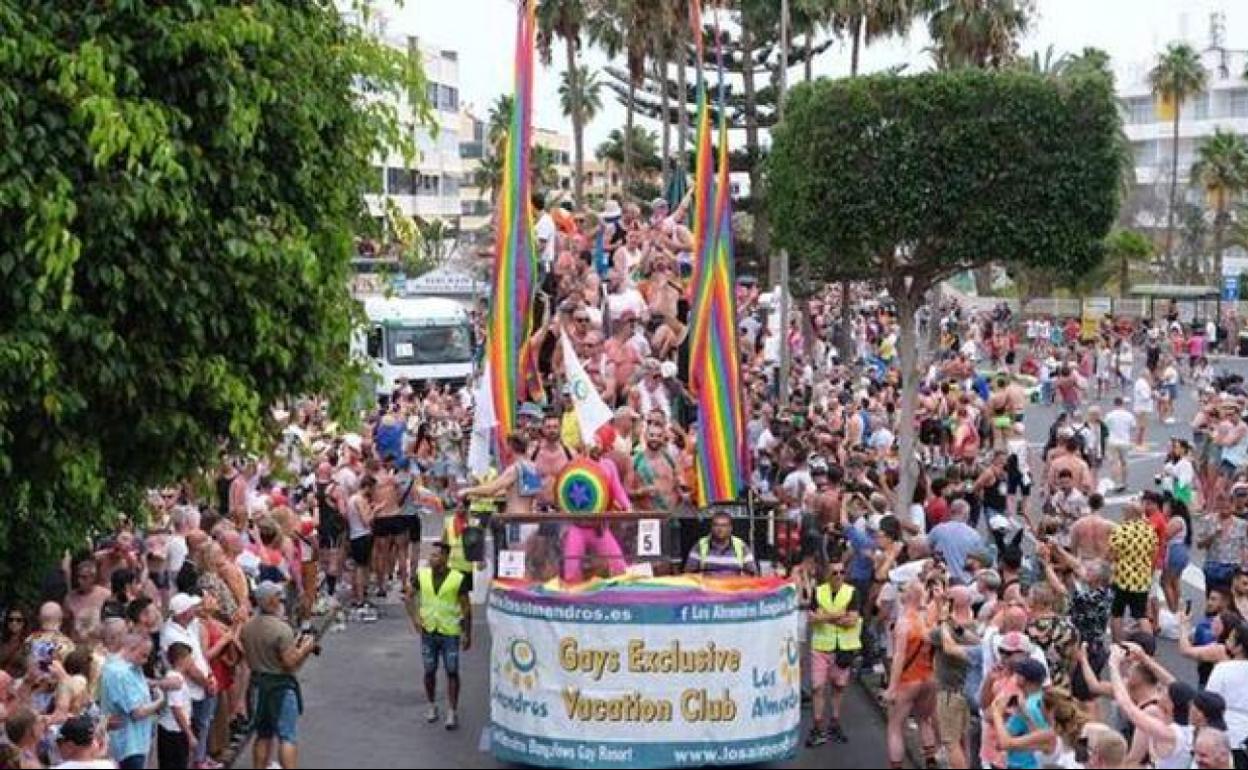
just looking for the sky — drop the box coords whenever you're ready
[382,0,1247,148]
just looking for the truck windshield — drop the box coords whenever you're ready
[386,324,472,365]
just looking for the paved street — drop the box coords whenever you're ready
[234,607,895,769]
[236,355,1248,769]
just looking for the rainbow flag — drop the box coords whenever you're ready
[487,0,538,443]
[688,8,746,506]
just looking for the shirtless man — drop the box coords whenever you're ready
[1067,494,1117,561]
[64,558,112,626]
[1005,377,1030,422]
[632,425,680,511]
[370,460,404,597]
[987,378,1013,448]
[531,416,573,509]
[459,434,538,516]
[1046,437,1093,494]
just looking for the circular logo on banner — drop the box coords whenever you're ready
[556,458,610,514]
[502,637,538,690]
[572,379,590,401]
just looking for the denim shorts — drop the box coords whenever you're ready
[422,632,460,675]
[255,688,299,745]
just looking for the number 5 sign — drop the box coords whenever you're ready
[637,519,662,556]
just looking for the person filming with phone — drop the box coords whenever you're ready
[240,581,319,770]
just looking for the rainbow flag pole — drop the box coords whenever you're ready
[688,3,746,506]
[487,0,538,449]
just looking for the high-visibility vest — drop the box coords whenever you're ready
[697,536,747,572]
[811,583,862,653]
[442,515,472,573]
[418,567,465,636]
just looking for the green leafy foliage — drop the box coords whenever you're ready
[0,0,427,599]
[768,70,1123,296]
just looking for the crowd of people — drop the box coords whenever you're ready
[5,188,1248,770]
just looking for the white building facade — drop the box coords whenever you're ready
[363,36,464,227]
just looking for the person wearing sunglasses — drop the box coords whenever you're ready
[0,609,28,676]
[807,562,861,747]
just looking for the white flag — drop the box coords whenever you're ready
[467,361,497,479]
[560,333,613,446]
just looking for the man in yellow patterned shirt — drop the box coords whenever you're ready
[1108,502,1157,642]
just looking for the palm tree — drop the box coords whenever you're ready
[531,145,560,190]
[1191,129,1248,281]
[1019,43,1069,78]
[826,0,924,77]
[558,66,602,126]
[473,152,504,205]
[537,0,589,206]
[596,126,661,174]
[589,0,661,196]
[1150,42,1209,274]
[486,94,514,154]
[924,0,1033,70]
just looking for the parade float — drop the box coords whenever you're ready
[487,574,802,768]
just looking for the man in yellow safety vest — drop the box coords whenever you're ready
[442,508,481,592]
[807,561,860,747]
[404,542,471,731]
[685,511,757,576]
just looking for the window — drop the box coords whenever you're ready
[442,176,460,197]
[427,84,458,112]
[1132,139,1159,167]
[418,174,439,194]
[386,167,415,195]
[473,119,485,144]
[1230,89,1248,118]
[460,141,484,159]
[386,324,473,365]
[1191,93,1211,120]
[1123,96,1153,124]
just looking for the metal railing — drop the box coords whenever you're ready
[468,500,804,582]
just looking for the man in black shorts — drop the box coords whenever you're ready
[1108,502,1158,641]
[313,462,346,605]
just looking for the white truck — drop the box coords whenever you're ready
[354,296,475,396]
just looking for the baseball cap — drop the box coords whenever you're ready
[996,631,1031,654]
[1012,658,1047,684]
[57,714,96,747]
[518,402,544,420]
[254,581,285,603]
[169,593,202,615]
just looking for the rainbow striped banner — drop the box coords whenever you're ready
[487,0,539,444]
[688,8,746,506]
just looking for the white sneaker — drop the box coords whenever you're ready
[445,710,459,731]
[425,704,439,723]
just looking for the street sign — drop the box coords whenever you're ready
[1223,275,1239,302]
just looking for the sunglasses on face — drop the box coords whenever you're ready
[6,616,24,624]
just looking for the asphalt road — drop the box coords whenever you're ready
[234,606,895,769]
[237,355,1248,769]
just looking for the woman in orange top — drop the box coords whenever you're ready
[884,582,937,769]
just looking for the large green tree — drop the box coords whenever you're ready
[0,1,426,598]
[769,70,1121,518]
[1191,128,1248,281]
[1150,42,1208,274]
